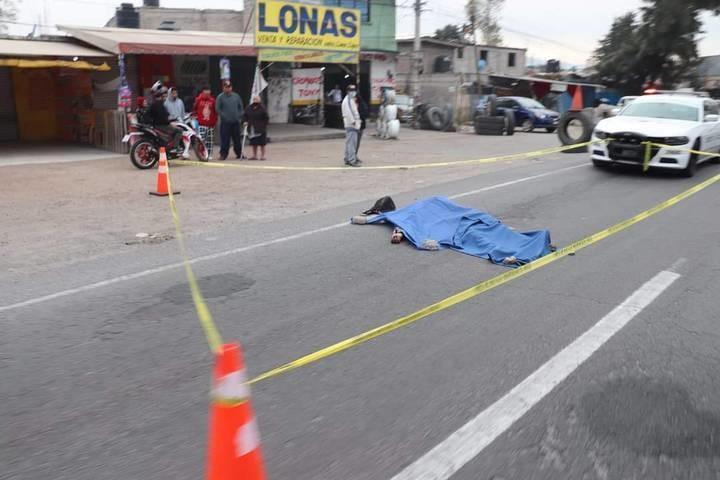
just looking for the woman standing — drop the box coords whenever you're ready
[243,95,269,160]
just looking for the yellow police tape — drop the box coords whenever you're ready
[171,142,593,172]
[166,168,223,354]
[164,143,720,379]
[248,167,720,385]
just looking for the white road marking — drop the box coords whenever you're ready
[0,163,587,313]
[390,268,681,480]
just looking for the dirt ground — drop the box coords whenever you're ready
[1,130,562,274]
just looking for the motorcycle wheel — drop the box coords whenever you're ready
[130,139,159,169]
[191,137,209,162]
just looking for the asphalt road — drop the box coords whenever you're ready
[3,151,720,480]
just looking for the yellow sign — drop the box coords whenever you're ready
[256,0,361,52]
[259,48,359,64]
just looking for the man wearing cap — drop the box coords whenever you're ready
[341,85,362,167]
[216,81,245,160]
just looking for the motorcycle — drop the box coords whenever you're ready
[123,111,209,170]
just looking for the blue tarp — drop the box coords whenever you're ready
[361,196,552,267]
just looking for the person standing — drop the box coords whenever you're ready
[216,81,244,160]
[194,86,218,157]
[355,93,369,161]
[328,84,343,104]
[243,95,269,161]
[164,87,186,121]
[341,85,362,167]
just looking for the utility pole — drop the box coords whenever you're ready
[410,0,423,108]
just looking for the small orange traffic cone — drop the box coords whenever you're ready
[207,343,266,480]
[570,86,583,111]
[149,147,180,197]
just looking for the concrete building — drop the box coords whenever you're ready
[106,1,250,33]
[395,37,526,105]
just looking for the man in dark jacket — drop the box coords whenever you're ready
[149,87,182,153]
[216,81,245,160]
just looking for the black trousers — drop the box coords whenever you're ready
[219,121,242,158]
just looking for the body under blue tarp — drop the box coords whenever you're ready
[361,196,552,266]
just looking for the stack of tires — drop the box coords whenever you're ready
[422,105,454,131]
[474,95,515,136]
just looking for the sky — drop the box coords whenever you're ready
[6,0,720,67]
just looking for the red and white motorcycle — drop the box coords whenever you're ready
[123,112,209,170]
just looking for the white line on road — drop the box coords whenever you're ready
[390,268,681,480]
[0,163,587,313]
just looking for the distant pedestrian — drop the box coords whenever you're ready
[355,93,369,161]
[341,85,362,167]
[194,86,218,157]
[328,84,343,104]
[164,87,186,121]
[243,95,269,160]
[216,81,245,160]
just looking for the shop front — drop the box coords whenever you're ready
[255,0,362,129]
[0,38,112,146]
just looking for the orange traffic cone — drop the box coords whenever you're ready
[570,86,583,111]
[207,343,266,480]
[149,147,180,196]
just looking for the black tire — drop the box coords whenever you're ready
[504,110,516,135]
[474,115,505,135]
[546,127,557,133]
[425,106,446,131]
[192,137,209,161]
[130,139,159,169]
[557,111,594,147]
[682,141,700,177]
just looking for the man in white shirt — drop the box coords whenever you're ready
[341,85,362,167]
[328,84,343,104]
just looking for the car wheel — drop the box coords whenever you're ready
[682,141,700,177]
[546,127,556,133]
[504,110,516,135]
[521,119,534,132]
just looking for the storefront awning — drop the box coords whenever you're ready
[0,58,110,70]
[0,38,113,58]
[59,25,257,56]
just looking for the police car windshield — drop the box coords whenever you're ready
[621,102,699,122]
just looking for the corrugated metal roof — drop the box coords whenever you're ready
[58,25,256,56]
[0,38,113,58]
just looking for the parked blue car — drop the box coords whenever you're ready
[496,96,560,133]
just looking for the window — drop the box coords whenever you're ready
[704,100,719,116]
[480,50,488,61]
[621,102,699,122]
[457,48,464,59]
[508,52,516,68]
[332,0,370,23]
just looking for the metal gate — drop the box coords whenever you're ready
[0,67,18,141]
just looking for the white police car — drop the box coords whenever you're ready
[590,93,720,176]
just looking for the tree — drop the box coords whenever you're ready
[593,1,702,94]
[433,24,464,43]
[465,0,504,46]
[0,0,17,34]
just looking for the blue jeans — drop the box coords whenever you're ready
[344,128,359,165]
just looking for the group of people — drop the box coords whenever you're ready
[146,81,369,166]
[146,80,269,161]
